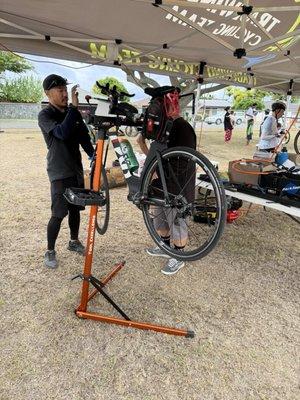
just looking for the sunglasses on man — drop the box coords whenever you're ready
[47,79,68,90]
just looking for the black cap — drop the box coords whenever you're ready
[43,74,69,90]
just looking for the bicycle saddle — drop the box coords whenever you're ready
[144,86,181,98]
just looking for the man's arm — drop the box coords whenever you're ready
[38,107,84,141]
[78,124,94,158]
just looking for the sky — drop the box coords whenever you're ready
[14,54,172,101]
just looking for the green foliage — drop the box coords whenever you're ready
[225,87,266,110]
[92,77,130,102]
[269,92,299,103]
[0,51,32,74]
[0,75,43,103]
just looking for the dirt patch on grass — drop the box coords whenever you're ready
[0,131,299,400]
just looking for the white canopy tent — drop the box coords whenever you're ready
[0,0,300,95]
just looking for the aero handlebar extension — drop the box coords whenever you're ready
[96,82,135,99]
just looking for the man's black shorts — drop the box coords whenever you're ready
[50,176,84,218]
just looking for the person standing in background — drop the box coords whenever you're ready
[258,101,286,152]
[245,102,257,145]
[224,106,233,143]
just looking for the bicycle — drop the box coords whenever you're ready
[65,83,227,262]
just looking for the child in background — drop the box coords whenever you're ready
[245,102,257,145]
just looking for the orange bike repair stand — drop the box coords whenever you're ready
[74,137,194,338]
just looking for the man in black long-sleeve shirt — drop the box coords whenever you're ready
[38,74,94,268]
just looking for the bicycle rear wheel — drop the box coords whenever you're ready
[140,147,226,262]
[90,162,110,235]
[294,130,300,154]
[282,131,290,145]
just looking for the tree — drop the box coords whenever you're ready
[92,77,130,102]
[225,87,267,110]
[125,69,227,110]
[269,92,299,103]
[0,76,43,103]
[0,51,32,74]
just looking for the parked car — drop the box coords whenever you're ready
[233,111,245,125]
[204,114,223,125]
[204,111,245,125]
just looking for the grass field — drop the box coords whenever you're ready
[0,126,299,400]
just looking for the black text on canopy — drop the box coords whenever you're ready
[0,0,300,94]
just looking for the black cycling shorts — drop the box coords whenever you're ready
[50,176,84,218]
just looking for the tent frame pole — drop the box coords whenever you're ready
[192,61,206,129]
[284,79,294,129]
[74,132,194,338]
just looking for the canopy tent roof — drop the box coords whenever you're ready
[1,0,300,94]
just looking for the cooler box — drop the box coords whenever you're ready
[228,160,276,186]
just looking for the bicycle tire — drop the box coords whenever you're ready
[140,146,227,262]
[90,162,110,235]
[282,131,290,145]
[294,130,300,154]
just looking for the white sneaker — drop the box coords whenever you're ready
[146,246,170,258]
[161,258,185,275]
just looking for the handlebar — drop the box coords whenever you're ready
[85,82,139,122]
[96,82,135,99]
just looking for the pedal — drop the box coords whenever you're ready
[64,187,106,207]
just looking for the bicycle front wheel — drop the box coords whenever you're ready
[140,147,226,262]
[294,130,300,154]
[90,162,110,235]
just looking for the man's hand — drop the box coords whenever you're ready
[71,84,79,108]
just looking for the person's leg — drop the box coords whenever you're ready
[67,206,85,254]
[224,129,228,142]
[161,209,187,275]
[225,129,232,142]
[246,120,250,144]
[246,120,253,145]
[47,216,63,250]
[44,180,68,268]
[146,206,171,258]
[68,207,80,240]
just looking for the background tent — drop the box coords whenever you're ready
[0,0,300,94]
